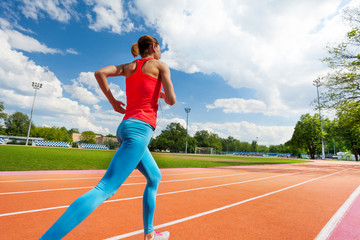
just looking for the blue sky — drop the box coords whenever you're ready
[0,0,357,145]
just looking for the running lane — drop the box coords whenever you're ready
[0,161,359,240]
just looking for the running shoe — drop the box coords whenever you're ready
[151,231,170,240]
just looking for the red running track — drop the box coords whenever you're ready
[0,160,359,240]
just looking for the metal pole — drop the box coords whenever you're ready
[256,137,258,153]
[314,78,325,160]
[185,108,191,153]
[26,82,42,146]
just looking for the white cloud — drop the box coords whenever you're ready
[133,0,354,117]
[85,0,135,34]
[0,35,63,96]
[191,121,294,146]
[19,0,77,23]
[109,82,126,102]
[64,72,126,105]
[93,104,102,111]
[153,115,294,145]
[0,25,112,135]
[205,97,312,117]
[63,83,99,105]
[66,48,79,55]
[77,72,98,89]
[206,98,267,114]
[0,18,61,54]
[2,28,61,54]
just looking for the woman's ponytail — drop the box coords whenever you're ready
[131,43,139,58]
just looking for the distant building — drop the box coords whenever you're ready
[71,133,118,144]
[96,136,118,144]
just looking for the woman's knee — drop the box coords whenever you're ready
[148,170,161,187]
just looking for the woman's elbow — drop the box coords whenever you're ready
[167,96,176,106]
[94,70,103,78]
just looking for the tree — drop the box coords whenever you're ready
[208,132,222,152]
[221,136,239,152]
[0,102,7,134]
[194,130,210,147]
[251,140,258,152]
[5,112,33,136]
[288,113,326,159]
[320,7,360,109]
[333,101,360,161]
[103,140,118,150]
[194,130,222,152]
[151,122,196,152]
[80,131,97,144]
[31,126,71,142]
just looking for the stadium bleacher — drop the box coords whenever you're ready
[34,141,71,148]
[78,143,109,150]
[0,138,8,145]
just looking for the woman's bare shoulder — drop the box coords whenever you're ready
[148,59,169,70]
[122,60,137,77]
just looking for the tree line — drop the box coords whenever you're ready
[0,106,116,146]
[148,122,292,154]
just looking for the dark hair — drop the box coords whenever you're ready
[131,35,159,58]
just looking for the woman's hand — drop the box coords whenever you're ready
[111,99,126,114]
[160,91,165,99]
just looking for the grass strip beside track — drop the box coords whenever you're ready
[0,145,310,171]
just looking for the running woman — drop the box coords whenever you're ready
[40,35,176,240]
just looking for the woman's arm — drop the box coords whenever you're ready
[94,65,126,114]
[159,62,176,105]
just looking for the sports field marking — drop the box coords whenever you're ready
[0,177,101,183]
[315,185,360,240]
[0,172,251,195]
[0,168,293,195]
[0,170,224,183]
[0,169,313,217]
[104,166,357,240]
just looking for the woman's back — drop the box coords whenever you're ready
[123,58,163,129]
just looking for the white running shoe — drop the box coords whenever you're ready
[150,231,170,240]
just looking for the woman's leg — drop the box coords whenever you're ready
[136,149,162,234]
[40,119,153,240]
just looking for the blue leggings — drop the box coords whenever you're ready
[40,119,161,239]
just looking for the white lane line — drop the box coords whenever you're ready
[0,169,289,195]
[0,170,228,183]
[0,169,311,217]
[104,167,356,240]
[0,177,101,183]
[0,172,249,195]
[315,185,360,240]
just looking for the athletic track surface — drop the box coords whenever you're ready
[0,160,359,240]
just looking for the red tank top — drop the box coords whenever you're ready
[123,58,162,129]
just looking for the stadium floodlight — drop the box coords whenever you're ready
[313,77,325,160]
[185,108,191,154]
[26,82,43,146]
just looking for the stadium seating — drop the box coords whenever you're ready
[34,141,71,148]
[233,152,291,157]
[78,143,109,150]
[0,138,8,145]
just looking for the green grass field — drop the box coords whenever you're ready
[0,145,310,171]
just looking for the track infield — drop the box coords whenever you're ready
[0,160,359,240]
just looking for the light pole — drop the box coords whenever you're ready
[185,108,191,154]
[313,77,325,160]
[256,137,258,153]
[26,82,42,146]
